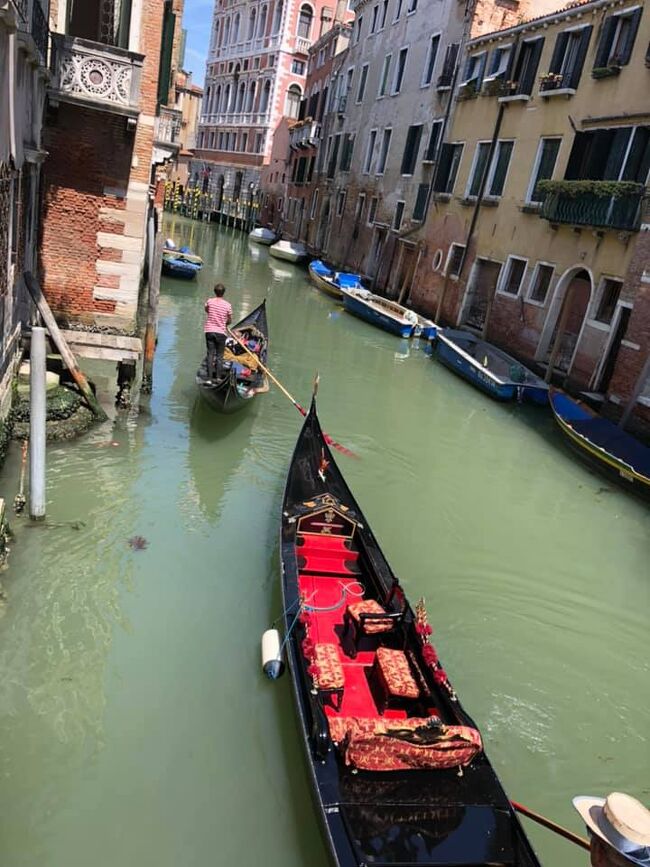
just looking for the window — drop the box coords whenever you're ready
[546,26,593,90]
[354,15,363,44]
[356,64,369,103]
[422,34,440,87]
[292,60,305,74]
[528,263,554,304]
[255,132,264,152]
[446,243,465,277]
[412,183,429,221]
[297,4,313,39]
[310,188,320,219]
[364,129,377,173]
[407,0,416,13]
[511,37,544,96]
[376,128,392,174]
[393,200,405,230]
[378,54,391,97]
[595,279,623,324]
[328,134,341,178]
[527,138,561,203]
[277,197,284,211]
[485,45,512,82]
[379,0,388,29]
[433,143,463,193]
[499,256,527,296]
[392,47,408,94]
[401,124,423,175]
[354,193,366,225]
[285,84,302,118]
[437,42,459,89]
[339,134,355,172]
[317,48,325,67]
[461,51,486,90]
[466,140,514,198]
[370,5,379,33]
[423,119,443,163]
[336,190,347,216]
[241,132,248,151]
[368,196,378,225]
[393,0,403,22]
[565,126,650,183]
[593,8,642,70]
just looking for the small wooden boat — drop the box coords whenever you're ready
[308,260,361,301]
[163,241,204,266]
[435,329,548,404]
[550,389,650,497]
[269,240,308,263]
[249,227,278,246]
[279,401,542,867]
[161,252,203,279]
[196,300,269,413]
[341,286,437,339]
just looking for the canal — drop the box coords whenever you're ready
[0,216,647,866]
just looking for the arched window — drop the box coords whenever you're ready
[236,81,246,111]
[297,4,312,39]
[257,5,268,37]
[213,21,220,48]
[247,8,256,39]
[223,17,231,45]
[214,85,221,114]
[233,13,240,42]
[223,84,231,112]
[260,79,271,112]
[272,0,283,34]
[285,83,302,118]
[246,81,256,112]
[233,171,243,201]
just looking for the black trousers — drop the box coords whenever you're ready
[205,332,227,380]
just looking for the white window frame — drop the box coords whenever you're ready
[465,139,515,200]
[391,46,409,95]
[483,44,512,82]
[367,195,379,225]
[354,192,366,223]
[406,0,417,15]
[354,15,363,44]
[421,32,441,88]
[393,200,406,230]
[378,53,392,98]
[606,7,641,65]
[310,188,320,220]
[590,276,625,327]
[370,4,379,33]
[497,255,529,297]
[379,0,388,30]
[336,189,347,217]
[356,63,369,104]
[526,261,556,307]
[525,136,562,204]
[375,127,392,176]
[461,50,487,86]
[445,243,466,278]
[363,128,378,174]
[393,0,403,23]
[422,118,443,164]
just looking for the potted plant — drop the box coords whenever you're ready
[456,80,478,100]
[539,71,565,91]
[482,78,516,97]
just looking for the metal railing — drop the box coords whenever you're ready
[50,34,143,113]
[540,189,644,231]
[289,121,321,148]
[201,111,270,126]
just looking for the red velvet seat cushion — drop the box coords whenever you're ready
[313,643,345,690]
[347,599,393,634]
[375,647,419,699]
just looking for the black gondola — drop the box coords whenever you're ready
[280,402,542,867]
[196,300,269,413]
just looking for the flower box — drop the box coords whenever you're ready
[592,65,621,79]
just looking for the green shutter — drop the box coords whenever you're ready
[157,3,176,108]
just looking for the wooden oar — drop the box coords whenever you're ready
[511,801,590,851]
[226,329,358,459]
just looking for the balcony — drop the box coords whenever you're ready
[539,182,645,232]
[155,106,182,148]
[49,33,144,118]
[289,120,321,149]
[295,36,311,54]
[201,111,271,126]
[335,95,347,115]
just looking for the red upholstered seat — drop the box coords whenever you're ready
[347,600,393,634]
[313,643,345,690]
[375,647,419,699]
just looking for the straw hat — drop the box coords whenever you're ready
[573,793,650,865]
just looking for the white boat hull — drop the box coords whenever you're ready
[269,241,308,263]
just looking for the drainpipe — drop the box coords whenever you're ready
[29,327,46,521]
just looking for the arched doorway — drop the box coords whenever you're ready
[537,266,593,384]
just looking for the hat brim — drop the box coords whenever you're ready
[573,797,650,866]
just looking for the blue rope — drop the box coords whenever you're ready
[279,606,303,656]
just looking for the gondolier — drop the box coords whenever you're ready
[204,283,232,384]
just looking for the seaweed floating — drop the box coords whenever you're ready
[127,536,149,550]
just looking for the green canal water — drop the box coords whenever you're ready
[0,216,647,866]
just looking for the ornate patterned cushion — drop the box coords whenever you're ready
[313,643,345,690]
[375,647,419,699]
[347,599,393,634]
[328,716,483,772]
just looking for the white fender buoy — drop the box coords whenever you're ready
[262,629,285,680]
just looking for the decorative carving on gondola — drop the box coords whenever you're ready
[415,598,457,702]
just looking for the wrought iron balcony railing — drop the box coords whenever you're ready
[540,189,644,231]
[50,33,144,117]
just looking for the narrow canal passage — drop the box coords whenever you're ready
[0,217,646,867]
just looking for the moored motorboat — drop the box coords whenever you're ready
[434,329,548,404]
[549,388,650,498]
[196,300,269,413]
[308,260,361,301]
[249,227,278,246]
[161,251,203,279]
[279,401,542,867]
[269,239,308,263]
[341,286,437,339]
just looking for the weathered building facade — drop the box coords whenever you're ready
[0,0,49,421]
[39,0,181,342]
[171,69,203,187]
[411,0,650,427]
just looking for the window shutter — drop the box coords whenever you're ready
[434,143,453,191]
[569,25,593,88]
[622,127,650,182]
[521,38,544,94]
[565,131,591,179]
[413,184,429,221]
[548,31,569,73]
[594,16,617,68]
[618,7,642,64]
[477,52,487,87]
[157,2,176,108]
[438,42,459,87]
[424,122,441,162]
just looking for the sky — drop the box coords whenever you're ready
[181,0,212,85]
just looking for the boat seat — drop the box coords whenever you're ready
[312,642,345,710]
[343,600,406,658]
[371,647,419,715]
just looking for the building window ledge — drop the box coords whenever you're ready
[498,94,531,104]
[520,203,542,214]
[540,87,576,99]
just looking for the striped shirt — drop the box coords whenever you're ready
[204,297,232,334]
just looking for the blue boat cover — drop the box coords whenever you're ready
[179,245,191,253]
[552,392,650,477]
[311,260,332,276]
[337,272,361,288]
